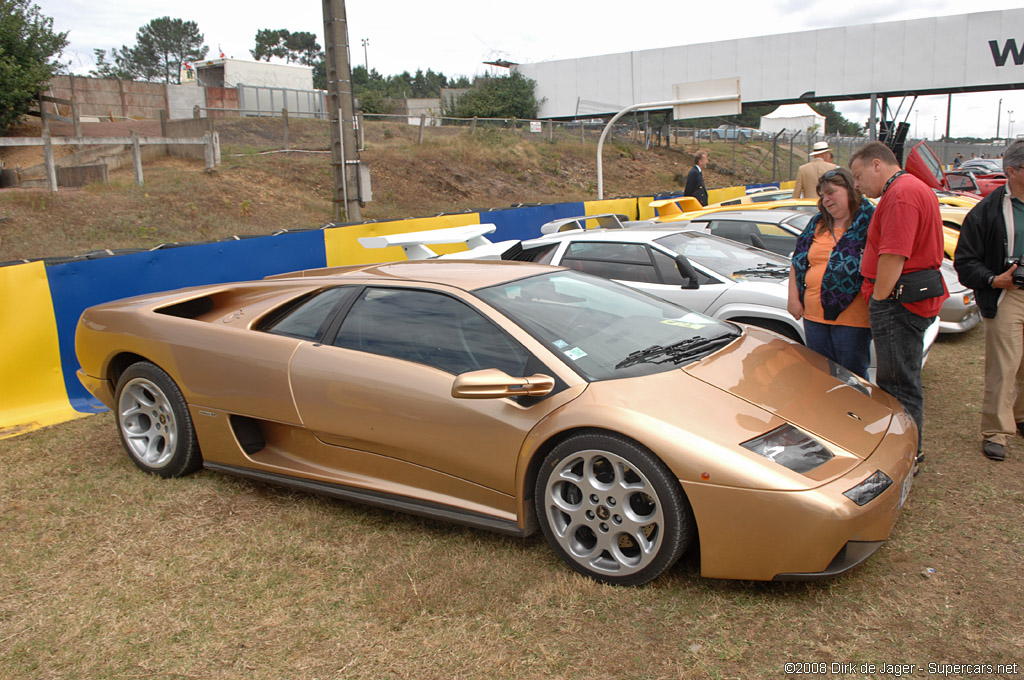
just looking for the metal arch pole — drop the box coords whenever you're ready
[597,95,740,199]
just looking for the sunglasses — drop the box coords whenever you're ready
[821,169,844,181]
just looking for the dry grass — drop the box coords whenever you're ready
[2,330,1022,679]
[2,118,1020,677]
[1,119,795,262]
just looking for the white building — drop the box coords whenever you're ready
[196,58,313,91]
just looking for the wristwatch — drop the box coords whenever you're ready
[988,274,996,287]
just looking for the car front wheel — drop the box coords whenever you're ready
[115,362,202,478]
[535,433,695,585]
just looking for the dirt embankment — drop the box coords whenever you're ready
[0,118,792,261]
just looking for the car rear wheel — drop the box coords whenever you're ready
[535,433,695,586]
[115,362,202,478]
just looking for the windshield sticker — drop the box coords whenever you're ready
[564,347,588,361]
[552,339,569,349]
[662,314,708,330]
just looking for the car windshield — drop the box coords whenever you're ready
[475,270,739,380]
[652,231,791,280]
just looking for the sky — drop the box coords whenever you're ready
[33,0,1024,139]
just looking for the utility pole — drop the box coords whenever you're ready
[361,38,369,70]
[322,0,362,223]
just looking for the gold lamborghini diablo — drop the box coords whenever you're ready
[75,260,916,585]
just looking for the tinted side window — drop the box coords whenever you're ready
[562,242,659,284]
[334,288,530,376]
[264,287,354,341]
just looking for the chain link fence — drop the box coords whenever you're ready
[195,108,1006,186]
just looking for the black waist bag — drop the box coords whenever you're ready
[893,269,944,302]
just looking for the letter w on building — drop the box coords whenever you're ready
[990,39,1024,67]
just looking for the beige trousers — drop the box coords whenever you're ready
[982,287,1024,445]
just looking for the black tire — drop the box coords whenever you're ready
[534,432,695,586]
[114,362,202,478]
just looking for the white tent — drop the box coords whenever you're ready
[759,104,825,141]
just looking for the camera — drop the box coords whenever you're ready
[1009,256,1024,288]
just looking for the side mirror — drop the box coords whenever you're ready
[451,369,555,399]
[674,254,700,289]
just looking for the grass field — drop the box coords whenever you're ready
[2,328,1022,680]
[1,119,1021,678]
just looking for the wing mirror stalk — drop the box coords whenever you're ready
[451,369,555,399]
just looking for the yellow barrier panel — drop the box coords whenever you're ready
[708,186,745,204]
[583,198,640,221]
[0,262,86,439]
[324,213,484,266]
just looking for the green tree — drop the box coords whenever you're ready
[0,0,68,132]
[813,101,864,136]
[90,45,160,81]
[251,28,289,61]
[284,31,320,66]
[450,72,541,119]
[134,17,207,84]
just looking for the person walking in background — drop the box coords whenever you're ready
[787,168,873,378]
[953,153,964,168]
[953,139,1024,462]
[684,150,709,206]
[850,142,948,474]
[792,141,838,199]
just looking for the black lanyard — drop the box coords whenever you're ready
[881,170,906,196]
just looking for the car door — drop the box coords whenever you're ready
[552,240,727,313]
[287,285,579,498]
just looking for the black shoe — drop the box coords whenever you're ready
[913,453,925,477]
[982,441,1006,461]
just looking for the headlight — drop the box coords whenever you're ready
[829,360,871,395]
[843,470,893,506]
[741,424,834,473]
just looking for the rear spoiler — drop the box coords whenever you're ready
[649,196,703,220]
[357,224,519,261]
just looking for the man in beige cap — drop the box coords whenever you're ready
[792,141,838,199]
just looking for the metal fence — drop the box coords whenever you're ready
[235,85,327,119]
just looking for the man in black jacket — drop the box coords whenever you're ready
[684,151,709,206]
[953,139,1024,461]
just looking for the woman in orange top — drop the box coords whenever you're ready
[787,168,874,378]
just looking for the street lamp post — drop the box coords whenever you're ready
[361,38,369,70]
[997,98,1003,139]
[933,116,937,141]
[1010,111,1016,138]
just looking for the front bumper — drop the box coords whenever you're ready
[680,409,917,581]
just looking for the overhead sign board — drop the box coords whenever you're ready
[515,9,1024,119]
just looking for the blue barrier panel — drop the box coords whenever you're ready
[47,230,328,412]
[480,202,588,240]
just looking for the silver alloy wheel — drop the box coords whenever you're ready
[543,448,665,578]
[117,377,178,469]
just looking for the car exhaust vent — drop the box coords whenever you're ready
[229,415,266,455]
[155,296,215,319]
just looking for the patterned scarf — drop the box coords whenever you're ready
[791,198,874,321]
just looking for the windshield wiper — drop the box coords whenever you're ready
[615,333,739,369]
[731,263,789,279]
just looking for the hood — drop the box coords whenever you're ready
[683,329,896,458]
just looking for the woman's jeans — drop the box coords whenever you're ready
[803,318,872,380]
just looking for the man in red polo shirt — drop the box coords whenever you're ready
[850,142,948,473]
